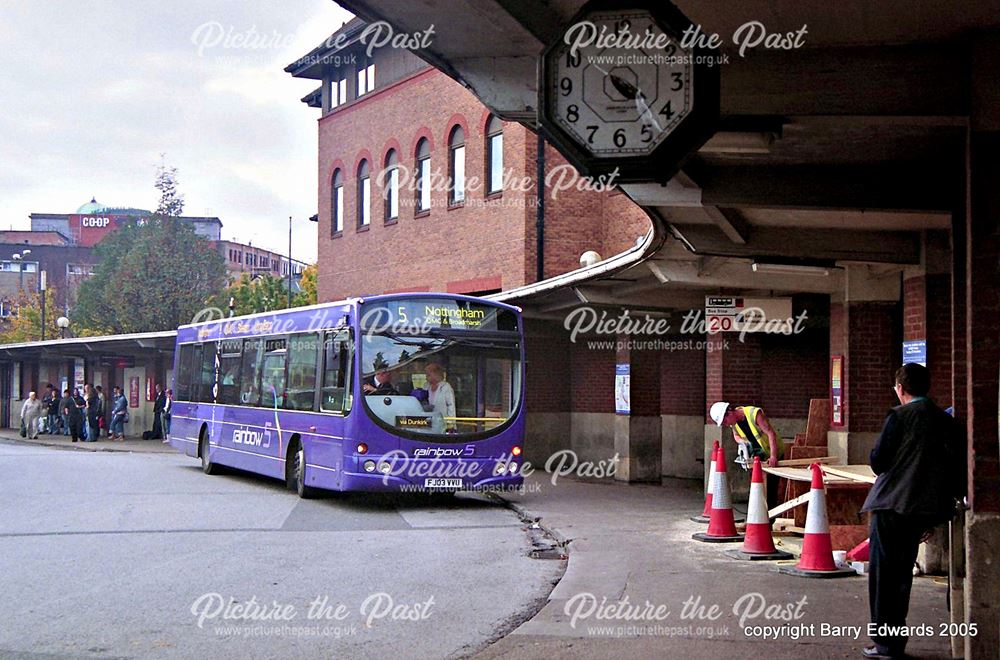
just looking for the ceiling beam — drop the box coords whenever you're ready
[703,206,749,244]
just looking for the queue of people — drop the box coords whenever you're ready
[17,382,155,442]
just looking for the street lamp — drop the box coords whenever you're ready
[56,316,70,339]
[12,249,30,292]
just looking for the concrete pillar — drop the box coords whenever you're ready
[826,265,900,464]
[962,35,1000,660]
[613,334,661,482]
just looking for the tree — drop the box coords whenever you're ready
[209,273,292,316]
[0,290,62,343]
[72,163,227,333]
[293,263,318,307]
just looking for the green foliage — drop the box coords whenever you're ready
[74,217,227,333]
[209,273,292,316]
[0,289,62,343]
[72,162,225,333]
[293,263,318,307]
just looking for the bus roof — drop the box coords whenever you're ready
[177,292,522,331]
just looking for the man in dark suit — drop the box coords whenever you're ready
[151,383,166,439]
[362,369,398,395]
[861,363,966,659]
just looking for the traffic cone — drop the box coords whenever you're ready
[693,443,743,543]
[777,463,855,578]
[725,457,792,560]
[690,441,719,523]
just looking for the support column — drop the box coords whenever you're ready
[963,35,1000,660]
[614,334,661,482]
[827,265,901,465]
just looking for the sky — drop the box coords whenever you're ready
[0,0,356,264]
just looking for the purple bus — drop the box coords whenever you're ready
[168,293,525,497]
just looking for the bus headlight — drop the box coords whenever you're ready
[508,463,518,474]
[378,462,392,474]
[363,460,376,473]
[494,462,506,476]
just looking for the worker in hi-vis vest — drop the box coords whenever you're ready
[709,401,786,468]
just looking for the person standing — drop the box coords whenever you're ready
[84,384,100,442]
[20,391,43,439]
[109,386,127,442]
[161,388,173,443]
[424,363,456,431]
[62,388,85,443]
[42,385,58,434]
[151,383,166,439]
[860,363,966,659]
[95,385,106,439]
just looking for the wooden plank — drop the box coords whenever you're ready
[767,492,811,518]
[821,464,877,484]
[777,456,837,467]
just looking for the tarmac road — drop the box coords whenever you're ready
[0,441,562,659]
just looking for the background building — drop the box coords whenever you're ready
[286,19,650,301]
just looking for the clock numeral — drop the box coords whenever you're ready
[671,72,684,91]
[560,77,573,97]
[567,104,579,123]
[641,124,653,143]
[659,100,675,120]
[613,128,627,148]
[615,19,631,35]
[565,51,581,68]
[664,42,677,57]
[586,125,598,144]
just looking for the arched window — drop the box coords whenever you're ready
[448,126,465,205]
[331,169,344,235]
[384,149,398,221]
[415,138,431,213]
[357,160,370,227]
[486,115,503,194]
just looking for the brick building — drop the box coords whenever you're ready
[286,19,650,301]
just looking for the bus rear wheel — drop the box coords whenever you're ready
[200,431,218,475]
[287,441,317,499]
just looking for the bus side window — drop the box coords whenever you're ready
[321,330,352,413]
[197,343,216,403]
[260,338,287,409]
[175,344,194,401]
[240,338,264,407]
[217,339,243,405]
[285,334,319,411]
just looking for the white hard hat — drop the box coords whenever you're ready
[709,401,729,427]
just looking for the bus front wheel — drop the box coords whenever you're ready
[200,431,219,475]
[287,441,317,499]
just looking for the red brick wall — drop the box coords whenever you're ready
[315,69,649,302]
[628,347,661,416]
[846,301,900,432]
[660,341,705,415]
[570,342,615,413]
[903,276,926,341]
[760,330,829,418]
[524,320,571,413]
[722,334,763,405]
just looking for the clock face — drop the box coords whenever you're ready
[545,10,694,158]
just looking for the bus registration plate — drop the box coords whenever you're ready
[424,478,463,489]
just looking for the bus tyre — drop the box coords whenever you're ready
[288,442,317,499]
[200,432,218,475]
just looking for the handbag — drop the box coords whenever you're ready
[19,419,26,437]
[123,410,130,423]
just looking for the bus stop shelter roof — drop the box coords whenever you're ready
[0,331,177,361]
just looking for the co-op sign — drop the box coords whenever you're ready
[69,214,127,247]
[704,296,806,335]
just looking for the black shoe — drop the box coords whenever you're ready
[861,646,899,659]
[72,439,78,442]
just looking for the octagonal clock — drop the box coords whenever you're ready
[539,0,719,182]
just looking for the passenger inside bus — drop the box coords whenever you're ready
[424,362,456,430]
[362,369,398,395]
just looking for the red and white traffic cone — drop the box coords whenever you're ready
[777,463,855,578]
[725,457,792,560]
[690,441,719,523]
[693,443,744,543]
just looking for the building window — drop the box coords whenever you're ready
[384,149,399,221]
[331,76,347,108]
[415,138,431,213]
[357,160,371,227]
[331,169,344,234]
[449,126,465,205]
[357,63,376,97]
[486,115,504,194]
